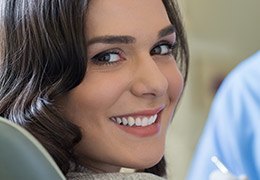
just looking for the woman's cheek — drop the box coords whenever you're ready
[160,62,184,103]
[80,71,131,108]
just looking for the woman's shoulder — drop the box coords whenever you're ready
[67,171,166,180]
[67,163,166,180]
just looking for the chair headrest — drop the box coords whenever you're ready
[0,117,66,180]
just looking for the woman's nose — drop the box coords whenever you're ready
[130,55,168,98]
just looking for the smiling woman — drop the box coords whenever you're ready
[0,0,188,179]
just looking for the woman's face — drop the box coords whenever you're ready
[63,0,183,172]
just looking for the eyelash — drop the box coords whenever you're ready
[90,40,177,66]
[91,49,125,66]
[150,41,177,56]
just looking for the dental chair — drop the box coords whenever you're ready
[0,117,66,180]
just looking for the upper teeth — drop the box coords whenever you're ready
[111,114,158,127]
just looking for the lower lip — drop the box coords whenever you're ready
[115,114,161,137]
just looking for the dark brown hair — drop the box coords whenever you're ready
[0,0,188,177]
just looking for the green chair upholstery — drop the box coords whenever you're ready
[0,117,66,180]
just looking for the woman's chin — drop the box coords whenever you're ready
[123,153,164,170]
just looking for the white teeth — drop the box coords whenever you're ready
[111,114,158,127]
[122,117,128,125]
[135,117,142,126]
[116,117,122,124]
[142,117,148,127]
[148,116,154,125]
[151,114,157,124]
[128,117,135,126]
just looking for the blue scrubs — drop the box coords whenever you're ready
[187,51,260,180]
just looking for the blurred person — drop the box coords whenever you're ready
[187,51,260,180]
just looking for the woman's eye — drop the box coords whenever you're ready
[150,42,176,56]
[91,50,125,65]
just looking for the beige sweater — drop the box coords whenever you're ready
[67,167,166,180]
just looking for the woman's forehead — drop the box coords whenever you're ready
[85,0,171,39]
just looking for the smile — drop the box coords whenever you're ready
[109,106,165,137]
[111,114,158,127]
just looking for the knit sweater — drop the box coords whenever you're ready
[67,167,166,180]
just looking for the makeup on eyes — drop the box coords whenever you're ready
[88,37,177,66]
[87,25,177,67]
[150,40,177,56]
[90,48,126,66]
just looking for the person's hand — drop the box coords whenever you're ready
[209,170,248,180]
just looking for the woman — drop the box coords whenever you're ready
[0,0,189,179]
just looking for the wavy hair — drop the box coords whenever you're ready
[0,0,188,177]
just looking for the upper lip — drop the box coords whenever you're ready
[111,105,165,118]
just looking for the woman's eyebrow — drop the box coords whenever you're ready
[158,25,176,38]
[87,35,136,46]
[87,25,175,46]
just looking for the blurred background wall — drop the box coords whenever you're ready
[165,0,260,179]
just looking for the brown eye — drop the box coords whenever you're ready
[150,44,171,55]
[91,49,126,65]
[150,41,177,56]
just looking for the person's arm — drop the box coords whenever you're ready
[187,68,247,180]
[187,52,260,180]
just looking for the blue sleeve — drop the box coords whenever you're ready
[186,51,260,180]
